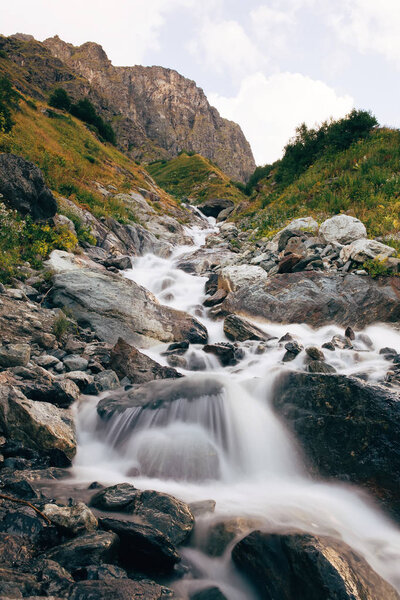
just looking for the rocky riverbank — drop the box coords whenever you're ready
[1,156,400,598]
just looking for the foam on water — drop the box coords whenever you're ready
[72,213,400,595]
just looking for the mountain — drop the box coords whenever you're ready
[42,35,255,182]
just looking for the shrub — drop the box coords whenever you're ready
[52,312,73,341]
[363,257,395,278]
[70,98,116,144]
[48,88,71,111]
[0,75,20,133]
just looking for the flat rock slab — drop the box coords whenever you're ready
[50,268,207,346]
[221,271,400,328]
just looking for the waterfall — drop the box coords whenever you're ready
[73,215,400,595]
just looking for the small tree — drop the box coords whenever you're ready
[0,75,19,133]
[48,87,71,111]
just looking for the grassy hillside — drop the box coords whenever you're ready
[146,152,245,204]
[240,128,400,241]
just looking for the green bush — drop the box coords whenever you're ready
[363,257,395,278]
[70,98,116,145]
[0,75,20,133]
[49,88,71,111]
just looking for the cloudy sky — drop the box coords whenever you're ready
[1,0,399,165]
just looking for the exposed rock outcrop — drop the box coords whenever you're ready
[273,371,400,520]
[43,36,255,181]
[232,530,400,600]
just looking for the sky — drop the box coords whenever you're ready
[1,0,399,165]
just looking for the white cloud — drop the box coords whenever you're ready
[209,71,354,165]
[0,0,195,65]
[188,18,267,77]
[329,0,400,66]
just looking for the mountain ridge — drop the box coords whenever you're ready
[42,35,255,182]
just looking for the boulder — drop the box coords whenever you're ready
[218,265,268,294]
[223,314,272,342]
[203,517,260,557]
[0,385,76,459]
[203,342,244,366]
[191,587,227,600]
[62,355,89,372]
[0,154,57,220]
[232,530,400,600]
[68,579,173,600]
[86,370,120,394]
[319,214,367,245]
[46,531,119,570]
[17,377,80,409]
[110,338,181,384]
[197,198,234,218]
[50,268,208,346]
[273,372,400,520]
[221,271,400,328]
[100,517,179,572]
[203,289,227,307]
[340,238,396,263]
[90,483,139,512]
[0,344,30,368]
[43,502,98,535]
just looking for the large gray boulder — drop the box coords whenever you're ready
[0,384,76,459]
[50,268,208,346]
[220,271,400,328]
[319,214,367,245]
[340,238,396,263]
[273,371,400,520]
[0,153,57,220]
[232,530,400,600]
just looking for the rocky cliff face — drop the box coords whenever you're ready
[43,36,255,182]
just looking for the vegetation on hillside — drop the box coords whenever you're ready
[239,113,400,240]
[49,88,116,145]
[146,152,245,203]
[0,75,20,133]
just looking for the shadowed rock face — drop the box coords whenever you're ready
[43,36,256,182]
[272,371,400,521]
[221,271,400,328]
[232,530,400,600]
[0,154,57,220]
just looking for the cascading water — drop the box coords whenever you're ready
[73,214,400,597]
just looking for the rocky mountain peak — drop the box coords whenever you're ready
[43,36,255,182]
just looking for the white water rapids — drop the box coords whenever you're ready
[72,216,400,598]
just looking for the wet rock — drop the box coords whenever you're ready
[43,502,98,535]
[345,326,355,340]
[273,372,400,520]
[163,341,189,355]
[0,344,30,368]
[204,517,260,557]
[203,343,243,366]
[197,198,234,218]
[62,355,89,372]
[0,504,58,549]
[188,499,216,516]
[282,340,303,362]
[50,268,208,346]
[0,566,41,597]
[218,265,268,294]
[223,314,272,343]
[319,214,367,245]
[0,385,76,459]
[46,531,119,570]
[100,517,179,572]
[0,154,57,220]
[305,346,325,361]
[37,559,74,597]
[203,289,227,307]
[221,271,400,328]
[17,377,80,409]
[191,587,227,600]
[0,532,35,567]
[86,370,120,394]
[90,484,138,512]
[307,360,337,374]
[64,371,94,391]
[96,378,224,420]
[232,530,400,600]
[68,579,173,600]
[110,338,180,385]
[205,273,219,296]
[379,347,398,359]
[166,354,187,369]
[331,334,353,349]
